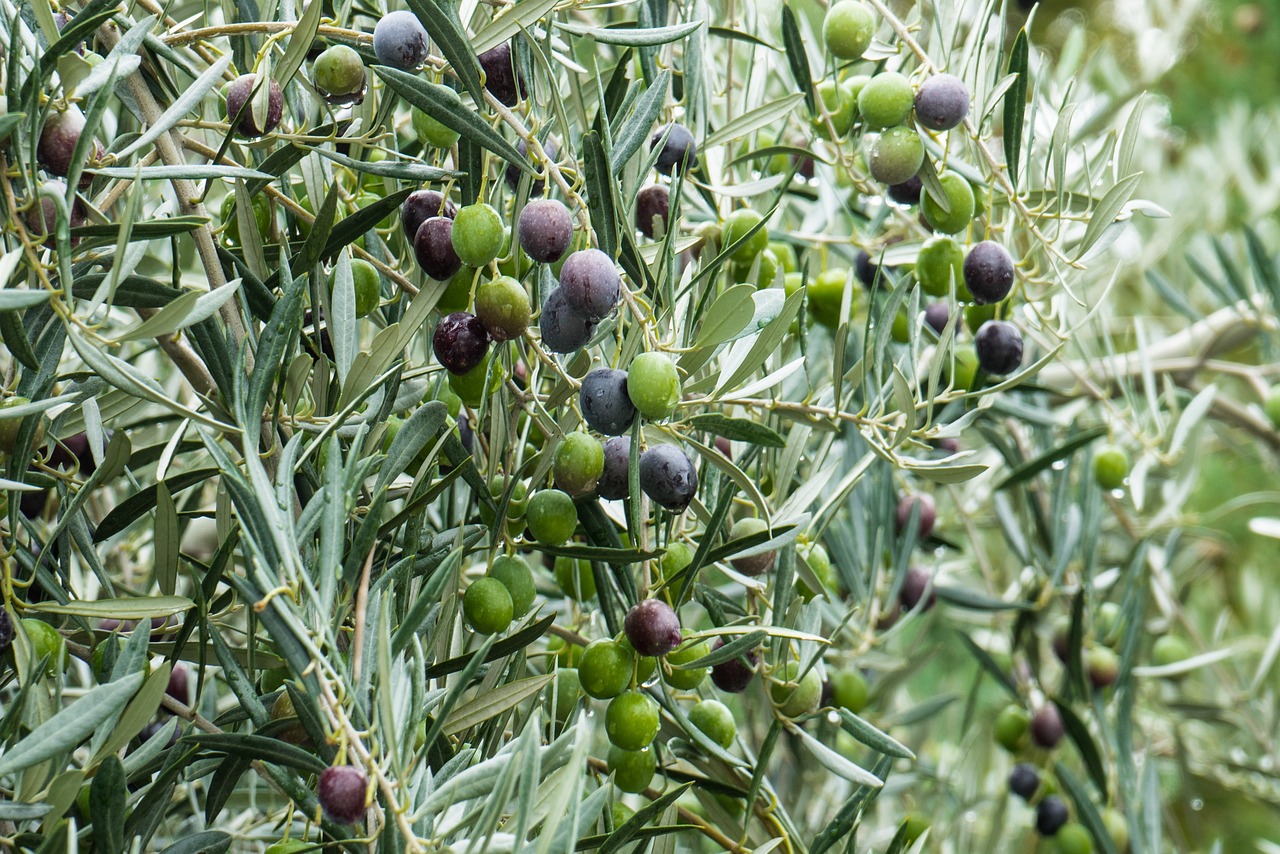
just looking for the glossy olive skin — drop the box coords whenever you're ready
[488,555,535,617]
[432,312,490,375]
[553,431,604,497]
[899,566,936,612]
[579,639,633,699]
[312,44,367,105]
[597,436,632,501]
[994,704,1030,751]
[402,190,457,241]
[635,185,671,238]
[451,203,505,268]
[974,320,1024,375]
[916,236,968,297]
[858,71,914,129]
[1086,645,1120,688]
[709,638,758,693]
[1036,796,1070,836]
[888,175,923,205]
[580,369,636,436]
[727,518,776,576]
[624,599,682,657]
[0,608,12,656]
[517,199,573,264]
[1094,445,1129,490]
[478,42,524,106]
[626,353,682,420]
[608,745,656,793]
[224,74,284,137]
[895,494,936,538]
[822,1,875,60]
[414,217,463,281]
[923,302,950,334]
[651,123,698,175]
[605,690,660,750]
[688,699,736,748]
[560,249,621,321]
[915,73,970,131]
[373,11,429,70]
[828,669,869,712]
[26,180,87,244]
[664,639,710,689]
[869,126,924,185]
[38,107,102,185]
[475,275,531,342]
[963,241,1016,305]
[769,661,822,717]
[1008,763,1040,800]
[463,577,514,634]
[317,765,368,824]
[1030,704,1065,748]
[539,287,595,353]
[921,171,976,235]
[638,444,698,512]
[526,489,577,545]
[413,107,461,148]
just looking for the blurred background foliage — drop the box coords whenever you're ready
[934,1,1280,848]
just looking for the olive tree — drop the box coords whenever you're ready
[0,0,1275,850]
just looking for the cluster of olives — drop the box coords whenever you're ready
[979,590,1205,852]
[450,498,877,798]
[775,0,1029,386]
[993,704,1129,851]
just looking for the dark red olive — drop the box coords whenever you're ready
[709,638,757,693]
[624,600,682,657]
[318,765,368,824]
[1030,704,1064,748]
[432,312,490,375]
[899,566,936,612]
[895,494,936,538]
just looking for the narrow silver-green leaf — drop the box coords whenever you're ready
[1002,29,1029,190]
[0,671,145,776]
[273,0,325,89]
[89,165,274,180]
[836,709,915,759]
[115,54,233,160]
[374,65,533,174]
[703,93,804,150]
[558,19,703,47]
[442,674,554,735]
[154,482,179,596]
[405,0,485,107]
[471,0,559,55]
[1073,172,1142,262]
[116,280,242,343]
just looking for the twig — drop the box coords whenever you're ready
[176,136,420,296]
[349,546,376,685]
[96,22,251,367]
